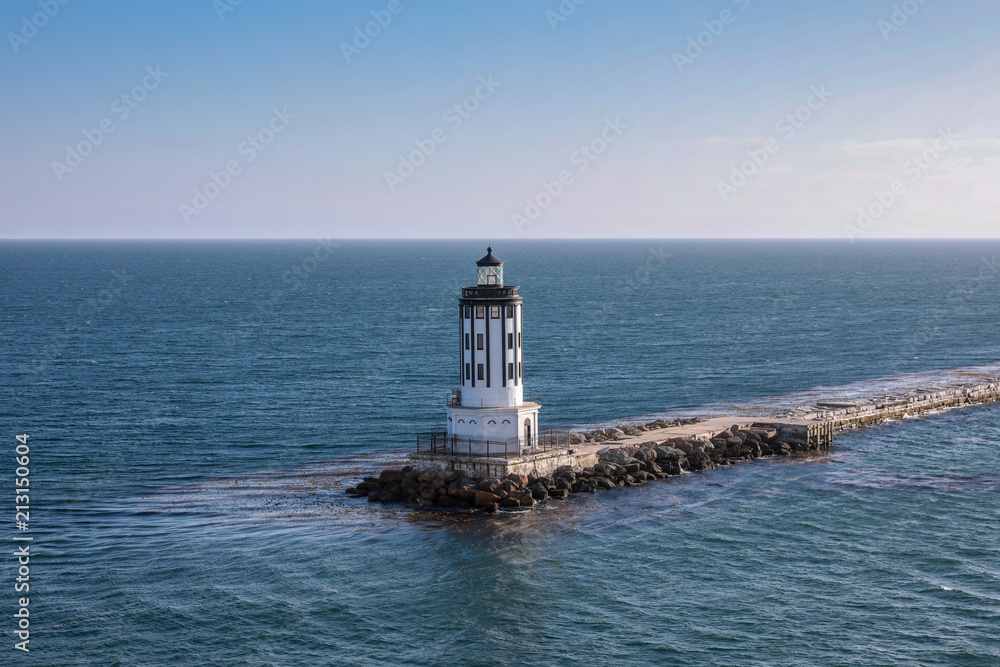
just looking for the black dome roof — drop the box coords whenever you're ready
[476,246,503,266]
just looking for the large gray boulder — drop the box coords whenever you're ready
[553,467,576,484]
[528,483,548,500]
[598,448,636,466]
[594,477,615,491]
[654,446,683,461]
[478,478,502,494]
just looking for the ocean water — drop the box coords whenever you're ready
[1,239,999,666]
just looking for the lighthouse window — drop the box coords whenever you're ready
[508,362,514,379]
[507,332,513,348]
[519,362,522,378]
[465,333,470,350]
[506,306,513,318]
[491,306,500,318]
[475,306,484,319]
[464,306,471,318]
[477,334,484,350]
[465,363,470,380]
[518,332,522,348]
[477,364,484,380]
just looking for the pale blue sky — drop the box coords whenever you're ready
[2,0,998,239]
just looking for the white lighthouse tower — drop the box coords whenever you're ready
[446,247,540,456]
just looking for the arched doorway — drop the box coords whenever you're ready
[524,418,532,451]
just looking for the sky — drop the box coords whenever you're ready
[1,0,999,239]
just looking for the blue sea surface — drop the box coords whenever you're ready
[1,239,999,665]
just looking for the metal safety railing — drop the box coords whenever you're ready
[415,429,571,459]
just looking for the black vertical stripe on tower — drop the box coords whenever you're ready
[501,306,507,387]
[513,304,519,387]
[470,310,475,388]
[485,303,491,387]
[459,306,464,386]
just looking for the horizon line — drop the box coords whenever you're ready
[4,237,1000,242]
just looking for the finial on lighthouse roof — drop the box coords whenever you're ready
[476,246,503,267]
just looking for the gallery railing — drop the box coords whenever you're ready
[415,429,572,459]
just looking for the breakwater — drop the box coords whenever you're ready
[346,422,826,511]
[348,368,1000,513]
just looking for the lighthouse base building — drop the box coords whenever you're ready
[446,400,541,457]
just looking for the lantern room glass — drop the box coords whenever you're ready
[477,265,503,286]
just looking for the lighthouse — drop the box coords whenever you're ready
[446,247,540,455]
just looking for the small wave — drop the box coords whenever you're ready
[827,468,1000,492]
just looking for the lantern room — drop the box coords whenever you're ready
[476,247,504,286]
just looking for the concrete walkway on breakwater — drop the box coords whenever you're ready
[412,367,1000,479]
[583,373,1000,449]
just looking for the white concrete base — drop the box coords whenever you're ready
[445,401,540,456]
